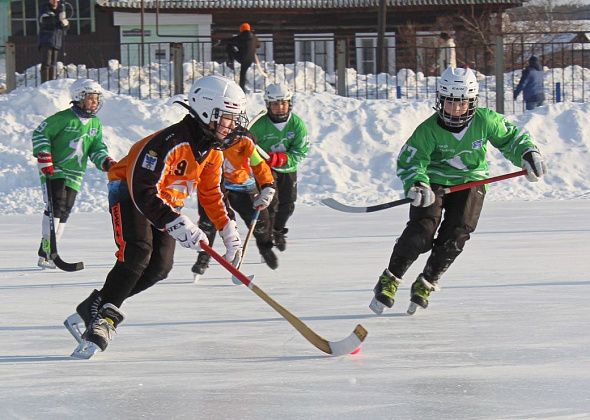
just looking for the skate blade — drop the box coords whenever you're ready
[193,274,200,284]
[64,313,85,344]
[407,302,423,315]
[37,258,56,269]
[369,297,386,315]
[71,340,100,359]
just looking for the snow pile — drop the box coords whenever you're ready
[0,79,588,215]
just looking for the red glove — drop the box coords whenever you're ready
[267,152,288,168]
[102,157,117,172]
[37,152,54,176]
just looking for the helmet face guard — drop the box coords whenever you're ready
[435,94,478,127]
[210,109,249,150]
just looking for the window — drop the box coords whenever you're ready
[10,0,95,36]
[256,34,273,63]
[294,33,334,74]
[355,32,396,75]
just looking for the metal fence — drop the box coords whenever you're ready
[5,37,590,114]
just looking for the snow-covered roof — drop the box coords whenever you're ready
[97,0,524,9]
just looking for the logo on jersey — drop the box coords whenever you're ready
[472,139,483,149]
[89,128,98,136]
[141,153,158,171]
[287,131,295,140]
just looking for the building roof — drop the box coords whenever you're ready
[97,0,525,9]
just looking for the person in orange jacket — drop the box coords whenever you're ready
[66,75,248,357]
[192,134,277,277]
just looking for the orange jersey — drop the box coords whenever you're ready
[222,136,274,187]
[108,115,230,230]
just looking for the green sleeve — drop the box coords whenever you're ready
[32,116,60,157]
[283,117,310,172]
[87,122,110,170]
[486,109,538,167]
[396,124,436,194]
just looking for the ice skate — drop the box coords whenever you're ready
[71,339,101,359]
[37,256,56,269]
[37,238,56,269]
[82,303,125,352]
[273,228,288,252]
[407,274,440,315]
[65,289,102,343]
[369,269,401,315]
[192,252,210,282]
[260,247,278,270]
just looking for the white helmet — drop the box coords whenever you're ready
[188,75,248,148]
[69,78,103,117]
[264,83,293,123]
[435,67,479,127]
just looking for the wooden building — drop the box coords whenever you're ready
[8,0,526,73]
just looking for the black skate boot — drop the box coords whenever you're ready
[273,228,288,252]
[407,274,441,315]
[83,303,126,351]
[369,269,401,314]
[64,289,102,343]
[192,252,211,276]
[260,247,278,270]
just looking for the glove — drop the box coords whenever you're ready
[102,157,117,172]
[267,152,288,168]
[220,220,242,266]
[60,18,69,27]
[407,182,435,207]
[253,186,275,210]
[37,152,54,176]
[522,150,547,182]
[165,215,209,250]
[58,11,66,20]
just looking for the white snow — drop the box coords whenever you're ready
[0,79,589,419]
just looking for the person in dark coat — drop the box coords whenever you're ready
[38,0,69,83]
[226,22,260,91]
[513,56,545,110]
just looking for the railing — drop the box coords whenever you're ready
[5,38,590,114]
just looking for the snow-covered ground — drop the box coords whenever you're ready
[0,79,589,419]
[1,201,589,419]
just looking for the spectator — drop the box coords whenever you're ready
[38,0,69,82]
[437,32,457,73]
[225,22,260,91]
[514,56,545,110]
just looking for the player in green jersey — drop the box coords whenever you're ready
[370,67,547,315]
[249,83,310,252]
[32,78,116,269]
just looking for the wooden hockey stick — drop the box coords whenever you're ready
[200,241,367,356]
[231,209,260,284]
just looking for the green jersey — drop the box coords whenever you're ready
[397,107,539,194]
[249,113,310,173]
[32,108,109,191]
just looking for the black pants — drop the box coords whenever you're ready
[239,60,252,91]
[99,180,175,308]
[269,171,297,232]
[40,46,59,83]
[45,178,77,222]
[388,184,485,281]
[197,187,272,252]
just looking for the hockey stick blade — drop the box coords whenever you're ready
[52,255,84,272]
[321,197,412,213]
[200,241,368,356]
